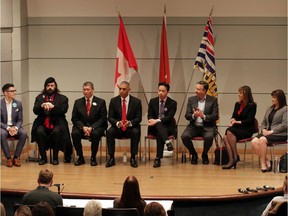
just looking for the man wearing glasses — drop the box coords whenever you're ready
[1,83,27,167]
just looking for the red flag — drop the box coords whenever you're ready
[114,15,138,96]
[159,14,170,84]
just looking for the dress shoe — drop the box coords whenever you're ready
[267,160,272,172]
[222,161,237,169]
[90,158,97,166]
[202,154,209,164]
[64,155,71,163]
[166,142,174,151]
[191,154,198,164]
[38,159,47,165]
[74,158,85,166]
[52,160,59,165]
[153,158,161,168]
[6,159,13,167]
[130,158,138,168]
[13,158,21,167]
[105,158,115,168]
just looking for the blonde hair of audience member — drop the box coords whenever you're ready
[144,202,166,216]
[14,205,32,216]
[83,200,102,216]
[31,201,54,216]
[1,202,6,216]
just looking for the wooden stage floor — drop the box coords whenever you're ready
[0,154,286,199]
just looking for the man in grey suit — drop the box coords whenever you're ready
[1,83,27,167]
[106,81,142,168]
[181,81,219,164]
[71,81,108,166]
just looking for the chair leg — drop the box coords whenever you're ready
[243,141,247,167]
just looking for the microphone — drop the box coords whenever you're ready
[238,188,249,194]
[246,187,258,193]
[263,185,275,190]
[52,184,64,194]
[256,187,268,191]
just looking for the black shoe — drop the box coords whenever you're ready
[38,159,47,165]
[166,142,174,151]
[267,160,272,172]
[130,158,138,168]
[52,160,59,165]
[153,158,161,168]
[64,155,71,163]
[90,157,97,166]
[191,154,198,164]
[74,157,85,166]
[222,161,237,169]
[105,158,115,168]
[202,154,209,164]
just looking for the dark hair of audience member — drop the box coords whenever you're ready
[118,175,145,210]
[31,202,54,216]
[271,89,287,109]
[14,205,32,216]
[144,202,166,216]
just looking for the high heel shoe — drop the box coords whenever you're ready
[267,160,272,172]
[222,161,237,169]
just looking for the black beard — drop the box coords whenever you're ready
[45,88,56,96]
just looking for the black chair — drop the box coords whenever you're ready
[56,205,84,216]
[102,208,139,216]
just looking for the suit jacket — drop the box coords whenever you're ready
[147,96,177,130]
[71,96,108,130]
[261,105,287,136]
[230,102,257,132]
[1,98,24,130]
[31,93,72,155]
[108,95,142,128]
[184,94,219,127]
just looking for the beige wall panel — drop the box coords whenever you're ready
[1,32,12,62]
[1,62,13,86]
[1,0,13,28]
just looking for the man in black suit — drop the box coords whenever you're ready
[71,81,107,166]
[148,82,177,168]
[106,81,142,168]
[181,81,219,164]
[31,77,72,165]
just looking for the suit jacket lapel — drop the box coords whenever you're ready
[1,99,7,124]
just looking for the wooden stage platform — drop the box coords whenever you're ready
[0,153,285,200]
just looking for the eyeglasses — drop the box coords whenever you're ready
[6,90,17,93]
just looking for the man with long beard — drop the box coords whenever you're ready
[31,77,72,165]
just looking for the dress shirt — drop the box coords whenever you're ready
[194,96,206,126]
[5,99,13,127]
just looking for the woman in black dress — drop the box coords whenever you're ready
[222,86,257,169]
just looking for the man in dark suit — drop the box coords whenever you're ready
[71,81,107,166]
[106,81,142,168]
[31,77,72,165]
[148,82,177,168]
[1,83,27,167]
[181,81,219,164]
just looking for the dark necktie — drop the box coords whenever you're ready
[86,98,91,116]
[159,100,165,118]
[122,99,127,131]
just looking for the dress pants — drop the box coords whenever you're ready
[106,126,140,157]
[181,125,215,155]
[35,125,62,161]
[71,127,105,158]
[0,128,27,158]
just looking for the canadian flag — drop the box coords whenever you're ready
[159,13,170,84]
[114,15,138,96]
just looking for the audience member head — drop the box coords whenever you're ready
[144,202,166,216]
[31,202,54,216]
[238,85,254,105]
[158,82,170,100]
[118,81,130,99]
[1,202,6,216]
[195,81,209,99]
[83,200,102,216]
[271,89,287,109]
[42,77,59,95]
[14,205,32,216]
[119,175,142,207]
[37,169,53,187]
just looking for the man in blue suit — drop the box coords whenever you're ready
[1,83,27,167]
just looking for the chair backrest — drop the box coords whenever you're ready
[102,208,139,216]
[253,118,259,134]
[56,205,84,216]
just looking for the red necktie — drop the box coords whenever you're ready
[86,98,91,116]
[122,99,127,131]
